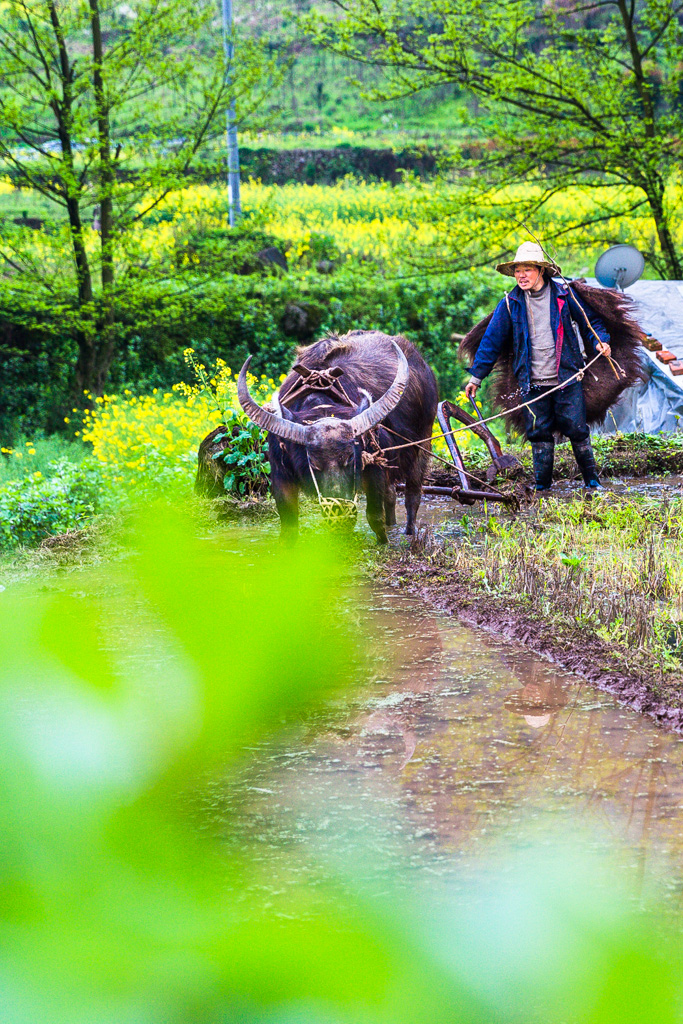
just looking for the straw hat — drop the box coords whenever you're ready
[496,241,561,277]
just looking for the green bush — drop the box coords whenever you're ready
[0,459,102,549]
[211,412,270,497]
[173,226,288,275]
[106,267,495,397]
[0,266,497,445]
[0,307,77,441]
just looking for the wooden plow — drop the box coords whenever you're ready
[400,398,523,507]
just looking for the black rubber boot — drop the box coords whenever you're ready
[571,439,601,488]
[531,441,554,491]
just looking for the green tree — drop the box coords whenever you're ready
[0,0,280,395]
[307,0,683,277]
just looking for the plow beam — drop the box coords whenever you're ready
[398,483,511,504]
[432,400,521,506]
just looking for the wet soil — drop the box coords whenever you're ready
[378,554,683,731]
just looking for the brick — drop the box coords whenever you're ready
[643,336,663,351]
[671,362,683,375]
[656,350,677,363]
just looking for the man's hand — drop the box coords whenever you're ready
[596,340,612,358]
[465,381,478,400]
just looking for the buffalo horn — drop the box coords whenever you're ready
[348,342,410,437]
[237,356,309,445]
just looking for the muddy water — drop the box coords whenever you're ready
[235,584,683,905]
[225,483,683,904]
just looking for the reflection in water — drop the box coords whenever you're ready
[231,588,683,903]
[504,672,569,729]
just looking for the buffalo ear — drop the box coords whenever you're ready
[355,387,372,415]
[272,391,296,420]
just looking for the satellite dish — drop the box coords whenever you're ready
[595,244,645,291]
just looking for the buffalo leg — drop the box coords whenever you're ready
[364,469,388,544]
[403,467,424,536]
[399,443,430,536]
[384,478,397,527]
[272,479,299,541]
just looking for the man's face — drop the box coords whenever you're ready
[514,263,544,291]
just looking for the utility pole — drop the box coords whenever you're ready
[221,0,241,225]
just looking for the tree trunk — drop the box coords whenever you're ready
[47,0,109,399]
[89,0,114,295]
[646,182,682,279]
[47,0,95,309]
[74,330,117,397]
[88,0,116,396]
[614,0,681,278]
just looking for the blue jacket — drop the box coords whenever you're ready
[469,279,610,395]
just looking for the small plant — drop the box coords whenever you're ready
[184,349,273,498]
[560,551,586,570]
[210,412,270,497]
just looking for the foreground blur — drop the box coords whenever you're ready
[0,509,681,1023]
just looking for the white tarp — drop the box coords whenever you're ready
[586,279,683,435]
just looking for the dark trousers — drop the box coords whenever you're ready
[523,381,589,443]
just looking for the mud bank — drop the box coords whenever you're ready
[374,555,683,735]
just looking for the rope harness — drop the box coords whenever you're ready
[294,353,621,508]
[280,365,356,408]
[306,449,360,528]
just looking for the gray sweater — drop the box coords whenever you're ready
[526,284,557,383]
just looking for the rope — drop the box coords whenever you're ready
[306,450,359,526]
[382,350,609,455]
[381,424,511,499]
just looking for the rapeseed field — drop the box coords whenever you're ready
[5,175,671,276]
[77,353,277,489]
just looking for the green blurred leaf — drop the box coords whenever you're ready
[39,594,118,693]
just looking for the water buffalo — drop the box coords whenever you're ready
[237,330,438,543]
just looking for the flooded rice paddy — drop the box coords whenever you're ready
[227,583,683,907]
[224,484,683,909]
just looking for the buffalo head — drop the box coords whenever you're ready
[237,341,409,500]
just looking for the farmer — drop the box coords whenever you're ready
[464,242,612,491]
